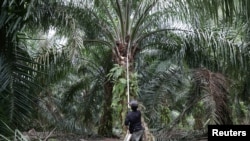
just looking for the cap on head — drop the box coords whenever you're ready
[129,100,138,107]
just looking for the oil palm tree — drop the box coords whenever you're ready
[2,0,250,140]
[134,0,250,139]
[82,0,174,139]
[0,0,90,134]
[81,0,244,137]
[0,0,41,133]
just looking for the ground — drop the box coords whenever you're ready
[82,138,121,141]
[22,129,123,141]
[22,128,207,141]
[48,136,122,141]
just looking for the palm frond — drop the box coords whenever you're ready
[191,68,233,125]
[0,44,39,132]
[139,59,189,128]
[0,56,11,93]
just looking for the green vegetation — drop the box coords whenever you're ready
[1,0,250,140]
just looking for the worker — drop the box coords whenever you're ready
[124,100,144,141]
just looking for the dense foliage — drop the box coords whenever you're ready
[1,0,250,140]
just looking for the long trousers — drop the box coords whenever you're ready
[130,130,144,141]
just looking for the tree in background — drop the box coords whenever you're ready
[1,0,250,140]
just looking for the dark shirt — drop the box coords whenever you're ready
[125,110,144,133]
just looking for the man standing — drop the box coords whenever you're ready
[124,100,144,141]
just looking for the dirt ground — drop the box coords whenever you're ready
[48,137,123,141]
[84,138,122,141]
[40,135,123,141]
[22,128,123,141]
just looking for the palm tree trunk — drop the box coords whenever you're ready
[98,80,113,137]
[141,115,155,141]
